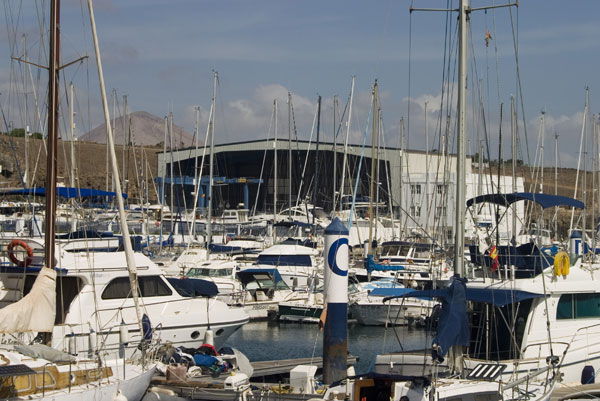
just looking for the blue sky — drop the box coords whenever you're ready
[2,0,600,168]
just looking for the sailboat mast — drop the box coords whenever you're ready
[123,95,128,194]
[70,83,77,232]
[333,95,338,213]
[368,81,378,255]
[206,71,217,258]
[454,0,468,278]
[511,96,517,241]
[288,92,293,219]
[88,0,144,337]
[555,132,558,236]
[274,98,278,224]
[314,96,321,228]
[23,34,29,188]
[339,76,355,211]
[44,0,60,268]
[540,111,545,193]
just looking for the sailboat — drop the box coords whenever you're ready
[0,1,156,400]
[322,1,560,400]
[0,0,249,362]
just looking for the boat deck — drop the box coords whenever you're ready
[550,382,600,400]
[152,355,357,388]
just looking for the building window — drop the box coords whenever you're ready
[410,206,421,217]
[435,206,447,218]
[411,184,421,195]
[436,184,446,195]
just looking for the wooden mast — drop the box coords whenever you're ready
[44,0,60,269]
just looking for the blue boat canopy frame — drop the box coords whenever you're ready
[466,192,584,210]
[377,286,546,308]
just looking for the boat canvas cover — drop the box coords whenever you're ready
[466,192,584,209]
[0,267,56,333]
[167,277,219,297]
[365,254,406,272]
[468,242,552,277]
[432,277,470,359]
[377,286,545,308]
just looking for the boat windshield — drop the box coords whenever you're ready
[187,267,233,278]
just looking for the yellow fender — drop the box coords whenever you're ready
[553,251,570,277]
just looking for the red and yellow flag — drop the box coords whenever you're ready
[489,245,499,271]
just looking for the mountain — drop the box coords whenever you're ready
[81,111,195,147]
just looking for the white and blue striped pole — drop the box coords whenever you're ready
[323,217,350,384]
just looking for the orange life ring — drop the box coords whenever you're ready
[8,239,34,267]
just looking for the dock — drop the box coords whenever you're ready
[145,355,357,401]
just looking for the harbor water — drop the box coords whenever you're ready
[223,320,430,374]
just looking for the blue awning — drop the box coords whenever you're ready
[0,187,127,199]
[368,287,416,297]
[381,286,545,307]
[466,192,583,210]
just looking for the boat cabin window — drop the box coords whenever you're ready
[557,293,600,319]
[187,267,233,278]
[381,244,400,257]
[469,299,533,361]
[102,276,172,299]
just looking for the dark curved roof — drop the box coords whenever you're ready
[466,192,584,209]
[0,187,127,199]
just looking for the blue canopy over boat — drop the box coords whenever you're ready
[377,286,545,308]
[0,187,127,199]
[365,254,406,272]
[466,192,583,209]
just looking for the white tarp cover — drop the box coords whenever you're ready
[0,268,56,333]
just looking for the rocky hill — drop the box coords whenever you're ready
[81,110,194,147]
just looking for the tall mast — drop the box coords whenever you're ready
[511,96,517,241]
[399,118,404,237]
[123,95,128,194]
[206,71,217,259]
[333,95,338,213]
[313,96,321,228]
[44,0,60,268]
[425,101,429,230]
[69,83,77,232]
[339,76,355,210]
[368,81,378,255]
[454,0,468,278]
[274,98,278,227]
[288,92,292,219]
[540,111,545,193]
[554,132,558,236]
[191,106,200,237]
[23,34,29,188]
[169,112,174,232]
[88,0,143,336]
